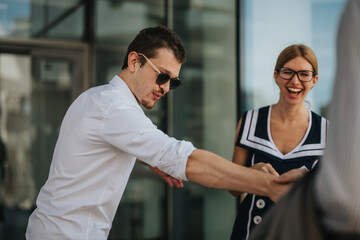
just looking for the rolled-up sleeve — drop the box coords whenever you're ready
[101,102,196,180]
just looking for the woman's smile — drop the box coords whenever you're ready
[286,86,303,95]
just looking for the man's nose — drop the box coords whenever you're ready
[160,80,170,94]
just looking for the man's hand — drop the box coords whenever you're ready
[148,166,184,188]
[275,168,308,184]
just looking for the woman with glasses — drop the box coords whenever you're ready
[229,44,328,240]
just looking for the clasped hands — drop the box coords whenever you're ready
[251,162,308,183]
[251,162,308,202]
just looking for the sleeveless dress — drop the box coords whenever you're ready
[230,105,328,240]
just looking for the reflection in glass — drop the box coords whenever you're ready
[0,52,74,239]
[31,56,73,194]
[0,0,84,40]
[0,53,35,239]
[0,0,30,37]
[109,170,166,240]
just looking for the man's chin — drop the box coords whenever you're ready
[142,101,156,110]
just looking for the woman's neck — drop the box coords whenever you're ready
[271,101,309,124]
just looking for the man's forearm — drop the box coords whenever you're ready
[185,149,290,202]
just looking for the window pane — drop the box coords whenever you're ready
[0,0,84,40]
[96,0,165,45]
[0,0,31,37]
[0,53,34,239]
[173,0,237,239]
[0,52,75,239]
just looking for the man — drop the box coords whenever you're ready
[26,26,301,240]
[249,0,360,239]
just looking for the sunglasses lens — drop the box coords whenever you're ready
[170,78,182,89]
[156,73,182,90]
[156,73,170,85]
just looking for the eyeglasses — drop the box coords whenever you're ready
[137,53,182,90]
[277,67,316,82]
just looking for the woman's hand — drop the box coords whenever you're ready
[268,168,308,202]
[275,168,308,184]
[251,162,279,176]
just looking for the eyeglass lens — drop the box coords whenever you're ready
[279,68,314,82]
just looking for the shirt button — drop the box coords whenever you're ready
[253,215,262,225]
[256,199,265,209]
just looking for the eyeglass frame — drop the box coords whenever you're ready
[137,53,182,90]
[276,67,317,82]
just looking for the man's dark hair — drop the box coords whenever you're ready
[121,25,186,69]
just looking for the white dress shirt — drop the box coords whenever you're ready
[26,75,196,240]
[314,0,360,233]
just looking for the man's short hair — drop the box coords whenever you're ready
[121,25,186,69]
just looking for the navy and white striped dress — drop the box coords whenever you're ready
[230,105,328,240]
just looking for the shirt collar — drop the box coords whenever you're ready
[110,75,139,105]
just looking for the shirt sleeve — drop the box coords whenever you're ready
[314,0,360,233]
[100,102,196,181]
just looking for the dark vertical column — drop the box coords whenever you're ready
[83,0,95,43]
[236,0,244,121]
[164,2,171,239]
[83,0,95,86]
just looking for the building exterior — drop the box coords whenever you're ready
[0,0,346,239]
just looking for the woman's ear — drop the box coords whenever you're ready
[312,75,319,85]
[274,70,279,85]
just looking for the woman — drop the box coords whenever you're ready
[229,44,328,240]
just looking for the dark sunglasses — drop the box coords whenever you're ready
[138,53,182,90]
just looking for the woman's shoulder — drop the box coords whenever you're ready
[241,105,271,116]
[309,111,329,137]
[238,106,271,128]
[310,110,328,123]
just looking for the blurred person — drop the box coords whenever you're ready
[25,26,303,240]
[0,135,6,226]
[249,0,360,239]
[0,138,5,221]
[229,44,328,240]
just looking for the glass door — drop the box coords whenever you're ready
[0,39,88,240]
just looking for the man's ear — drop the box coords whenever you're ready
[127,51,138,72]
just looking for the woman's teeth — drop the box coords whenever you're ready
[287,87,302,93]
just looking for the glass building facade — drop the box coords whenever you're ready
[0,0,347,239]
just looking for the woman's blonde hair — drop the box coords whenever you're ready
[275,44,318,74]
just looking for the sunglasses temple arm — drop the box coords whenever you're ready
[139,53,161,74]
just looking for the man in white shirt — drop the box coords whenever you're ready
[26,26,302,240]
